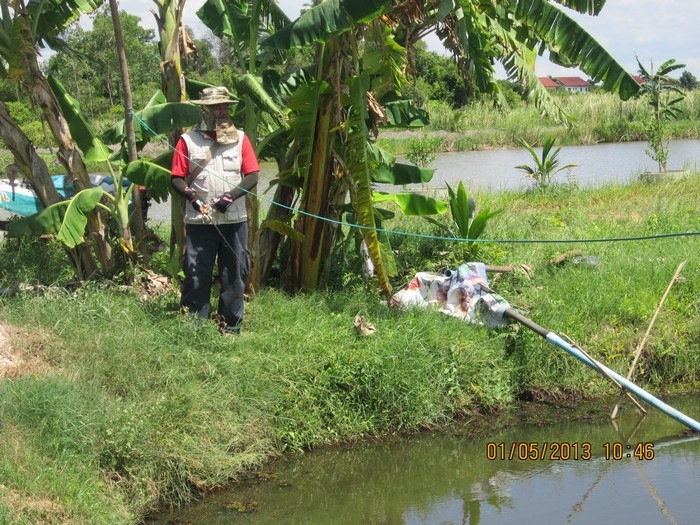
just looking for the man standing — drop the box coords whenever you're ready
[171,87,260,335]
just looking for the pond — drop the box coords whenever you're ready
[152,394,700,525]
[138,139,699,223]
[409,138,700,192]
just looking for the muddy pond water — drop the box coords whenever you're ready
[153,394,700,525]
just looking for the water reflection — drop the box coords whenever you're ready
[153,395,700,525]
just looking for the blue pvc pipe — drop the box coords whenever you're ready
[546,332,700,432]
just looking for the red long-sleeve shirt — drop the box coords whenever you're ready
[171,131,260,178]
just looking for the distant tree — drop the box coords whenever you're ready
[679,70,698,91]
[47,6,160,112]
[411,42,470,107]
[496,79,524,108]
[181,28,219,80]
[0,78,18,101]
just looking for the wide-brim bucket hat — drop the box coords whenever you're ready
[191,86,238,105]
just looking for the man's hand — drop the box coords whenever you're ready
[213,192,234,213]
[190,197,209,215]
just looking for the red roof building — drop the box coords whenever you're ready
[539,76,560,89]
[538,76,595,93]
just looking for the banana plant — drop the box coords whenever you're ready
[7,74,137,257]
[49,72,135,255]
[636,57,686,172]
[515,135,578,189]
[0,0,109,275]
[259,1,446,294]
[257,0,640,296]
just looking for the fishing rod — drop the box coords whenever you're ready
[197,203,244,266]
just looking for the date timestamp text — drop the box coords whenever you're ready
[486,441,654,461]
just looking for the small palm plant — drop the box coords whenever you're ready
[427,181,501,261]
[516,136,578,189]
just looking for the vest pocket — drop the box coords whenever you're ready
[222,149,241,172]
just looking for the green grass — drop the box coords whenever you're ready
[1,174,700,523]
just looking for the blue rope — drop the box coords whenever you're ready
[129,110,700,245]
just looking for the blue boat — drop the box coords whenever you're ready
[0,175,126,217]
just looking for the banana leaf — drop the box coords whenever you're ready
[262,0,391,49]
[185,78,214,101]
[262,219,304,242]
[28,0,104,38]
[446,181,473,237]
[134,103,201,142]
[345,73,394,294]
[48,74,111,162]
[196,0,251,41]
[372,163,434,185]
[102,90,168,144]
[7,187,106,247]
[381,94,431,128]
[232,73,286,120]
[368,144,434,185]
[512,0,639,100]
[197,0,292,41]
[372,192,448,216]
[103,101,200,146]
[0,15,34,81]
[468,207,502,242]
[123,151,174,203]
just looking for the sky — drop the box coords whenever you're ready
[113,0,699,80]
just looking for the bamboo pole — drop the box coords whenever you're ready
[611,261,686,419]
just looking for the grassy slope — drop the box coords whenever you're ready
[1,174,699,523]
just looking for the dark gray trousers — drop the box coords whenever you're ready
[181,221,249,330]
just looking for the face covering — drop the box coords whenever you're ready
[200,107,239,145]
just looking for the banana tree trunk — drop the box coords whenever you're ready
[254,183,296,287]
[109,0,141,258]
[289,90,336,291]
[0,102,62,207]
[153,0,187,273]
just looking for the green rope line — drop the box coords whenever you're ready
[129,111,700,245]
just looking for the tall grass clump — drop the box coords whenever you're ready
[0,236,75,288]
[413,90,700,153]
[425,100,469,132]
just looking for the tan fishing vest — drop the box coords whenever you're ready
[182,129,247,224]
